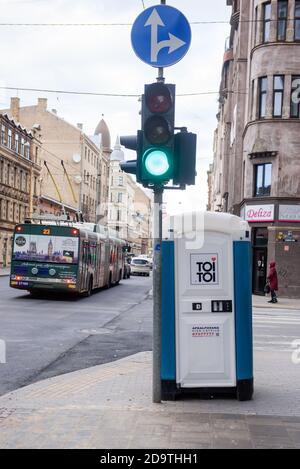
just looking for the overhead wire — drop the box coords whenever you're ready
[0,19,293,26]
[0,86,248,98]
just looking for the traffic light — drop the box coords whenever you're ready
[173,130,197,186]
[120,133,142,178]
[140,82,176,187]
[120,82,197,189]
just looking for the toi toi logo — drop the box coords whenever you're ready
[191,253,219,286]
[291,340,300,365]
[0,339,6,364]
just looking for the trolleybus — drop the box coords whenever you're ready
[10,216,126,296]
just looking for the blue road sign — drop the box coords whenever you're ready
[131,5,191,68]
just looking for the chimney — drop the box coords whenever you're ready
[77,123,83,130]
[10,97,20,121]
[37,98,48,112]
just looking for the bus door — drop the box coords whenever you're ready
[80,241,89,291]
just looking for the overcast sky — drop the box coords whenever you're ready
[0,0,230,214]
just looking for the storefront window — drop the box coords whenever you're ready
[253,228,268,247]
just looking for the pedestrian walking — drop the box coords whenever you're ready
[267,261,278,304]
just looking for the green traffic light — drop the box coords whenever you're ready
[144,149,170,177]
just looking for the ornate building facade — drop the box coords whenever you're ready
[208,0,300,298]
[0,113,41,267]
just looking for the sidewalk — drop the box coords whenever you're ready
[0,352,299,449]
[0,268,10,277]
[253,294,300,311]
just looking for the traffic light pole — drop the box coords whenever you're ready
[152,0,166,405]
[153,185,163,404]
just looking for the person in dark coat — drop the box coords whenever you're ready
[267,261,278,303]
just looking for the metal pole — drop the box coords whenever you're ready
[152,0,166,405]
[153,186,163,403]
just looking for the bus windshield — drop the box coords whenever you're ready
[13,233,79,264]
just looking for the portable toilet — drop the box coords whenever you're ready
[161,212,253,401]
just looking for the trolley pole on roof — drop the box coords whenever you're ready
[61,160,78,204]
[43,161,65,214]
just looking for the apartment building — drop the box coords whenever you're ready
[0,113,41,267]
[2,98,109,223]
[208,0,300,298]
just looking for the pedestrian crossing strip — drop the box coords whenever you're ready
[253,310,300,353]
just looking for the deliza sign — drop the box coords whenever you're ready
[190,253,219,286]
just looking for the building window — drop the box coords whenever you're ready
[291,76,300,117]
[278,1,288,41]
[15,134,19,153]
[273,75,284,117]
[14,167,18,188]
[295,1,300,40]
[254,6,258,45]
[20,138,25,156]
[263,2,272,42]
[24,142,30,159]
[118,176,123,186]
[251,80,255,120]
[258,77,268,118]
[8,129,12,149]
[1,125,6,145]
[7,164,11,186]
[254,163,272,197]
[118,192,122,203]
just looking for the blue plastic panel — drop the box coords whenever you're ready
[233,241,253,381]
[161,240,176,380]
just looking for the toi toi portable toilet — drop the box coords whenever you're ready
[161,212,253,401]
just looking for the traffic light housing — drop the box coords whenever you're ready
[173,130,197,186]
[120,132,142,178]
[140,82,176,187]
[120,82,197,189]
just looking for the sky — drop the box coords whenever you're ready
[0,0,231,215]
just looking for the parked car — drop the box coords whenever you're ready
[130,258,151,277]
[138,255,153,270]
[123,258,131,279]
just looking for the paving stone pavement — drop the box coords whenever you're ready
[0,352,300,449]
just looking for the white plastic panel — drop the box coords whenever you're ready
[175,231,236,388]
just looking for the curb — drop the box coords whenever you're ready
[253,305,300,311]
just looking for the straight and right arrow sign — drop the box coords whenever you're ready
[131,5,191,68]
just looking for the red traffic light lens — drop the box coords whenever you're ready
[145,116,171,145]
[145,83,172,114]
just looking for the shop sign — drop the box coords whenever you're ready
[279,205,300,223]
[245,204,274,223]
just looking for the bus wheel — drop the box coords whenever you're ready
[108,273,112,289]
[116,270,122,286]
[28,290,38,298]
[84,277,93,297]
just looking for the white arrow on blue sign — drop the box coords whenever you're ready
[131,5,191,68]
